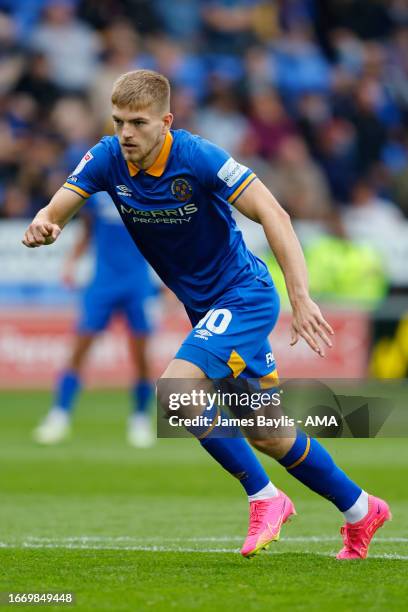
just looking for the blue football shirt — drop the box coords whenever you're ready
[63,129,272,310]
[85,191,151,291]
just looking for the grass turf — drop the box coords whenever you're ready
[0,390,407,611]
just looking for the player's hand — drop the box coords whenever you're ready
[290,297,334,357]
[22,221,61,248]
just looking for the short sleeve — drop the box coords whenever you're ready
[63,141,110,199]
[190,135,256,204]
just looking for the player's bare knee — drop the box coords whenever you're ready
[158,372,212,422]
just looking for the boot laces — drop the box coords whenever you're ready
[248,502,270,536]
[340,524,369,553]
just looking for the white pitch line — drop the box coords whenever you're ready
[16,535,408,544]
[0,542,408,560]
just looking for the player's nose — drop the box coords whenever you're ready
[122,123,134,139]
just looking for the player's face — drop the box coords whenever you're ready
[112,104,173,168]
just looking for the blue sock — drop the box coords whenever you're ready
[191,404,270,496]
[132,380,153,414]
[278,430,362,511]
[54,370,81,414]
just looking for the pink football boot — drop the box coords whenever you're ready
[240,490,296,558]
[336,495,392,560]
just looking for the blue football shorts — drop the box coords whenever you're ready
[77,277,153,334]
[175,277,280,383]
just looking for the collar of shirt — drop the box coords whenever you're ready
[126,131,173,178]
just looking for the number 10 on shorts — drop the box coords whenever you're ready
[196,309,232,335]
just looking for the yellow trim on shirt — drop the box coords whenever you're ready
[63,182,90,199]
[227,173,256,204]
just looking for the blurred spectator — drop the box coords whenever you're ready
[341,179,405,242]
[244,45,276,92]
[29,0,102,93]
[201,0,260,56]
[390,161,408,218]
[348,77,388,173]
[316,118,358,203]
[0,0,47,41]
[314,0,392,42]
[248,87,297,159]
[279,0,315,32]
[330,28,364,77]
[89,20,141,126]
[387,26,408,113]
[143,36,207,102]
[0,0,406,249]
[295,92,331,157]
[0,184,31,218]
[171,87,198,132]
[0,12,25,94]
[16,131,64,210]
[0,119,20,182]
[198,88,249,155]
[272,23,331,103]
[155,0,201,41]
[267,135,333,222]
[77,0,127,30]
[5,91,38,138]
[389,0,408,27]
[80,1,161,35]
[51,97,97,169]
[381,127,408,175]
[13,52,62,115]
[121,0,163,35]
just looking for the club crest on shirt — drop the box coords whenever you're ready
[171,177,193,202]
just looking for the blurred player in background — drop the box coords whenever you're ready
[33,190,156,448]
[23,69,391,560]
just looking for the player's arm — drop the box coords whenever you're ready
[234,178,334,357]
[22,186,86,248]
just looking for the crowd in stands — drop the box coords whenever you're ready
[0,0,407,253]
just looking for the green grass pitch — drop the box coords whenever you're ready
[0,390,407,611]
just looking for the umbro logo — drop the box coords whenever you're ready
[194,329,212,340]
[116,184,133,196]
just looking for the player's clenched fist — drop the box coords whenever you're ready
[22,221,61,248]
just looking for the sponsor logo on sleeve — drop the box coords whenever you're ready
[71,151,94,176]
[217,157,248,187]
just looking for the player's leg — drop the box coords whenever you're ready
[33,334,95,444]
[245,349,391,559]
[33,281,112,444]
[250,430,391,559]
[124,291,155,447]
[249,428,365,519]
[127,334,155,447]
[159,357,279,505]
[163,281,295,557]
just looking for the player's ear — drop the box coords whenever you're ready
[162,113,173,133]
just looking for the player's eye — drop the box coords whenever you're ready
[113,118,123,126]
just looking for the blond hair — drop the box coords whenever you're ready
[111,69,170,113]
